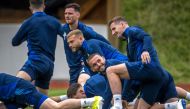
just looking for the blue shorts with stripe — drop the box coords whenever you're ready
[20,54,54,89]
[125,61,167,105]
[0,74,48,109]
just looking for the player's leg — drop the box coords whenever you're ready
[186,104,190,109]
[34,55,54,95]
[16,60,33,81]
[176,86,190,100]
[40,96,104,109]
[106,63,130,109]
[78,73,90,85]
[137,80,164,109]
[137,98,151,109]
[150,72,185,109]
[107,61,145,109]
[77,65,91,85]
[0,101,6,109]
[16,71,32,81]
[36,87,48,95]
[35,76,52,95]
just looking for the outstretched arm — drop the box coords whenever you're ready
[12,22,28,46]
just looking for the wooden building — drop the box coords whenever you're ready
[0,0,121,47]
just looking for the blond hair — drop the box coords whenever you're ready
[67,29,84,38]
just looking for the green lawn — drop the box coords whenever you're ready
[48,88,67,96]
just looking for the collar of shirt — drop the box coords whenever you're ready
[123,28,130,43]
[33,12,46,16]
[81,40,88,50]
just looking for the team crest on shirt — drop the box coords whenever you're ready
[128,37,130,43]
[87,53,90,57]
[63,32,67,40]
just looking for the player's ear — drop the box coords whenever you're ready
[79,35,84,40]
[42,4,45,10]
[79,89,84,93]
[29,6,33,12]
[76,12,80,18]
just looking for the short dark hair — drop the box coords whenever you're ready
[87,53,102,63]
[65,3,80,12]
[108,16,128,27]
[29,0,44,9]
[67,83,82,98]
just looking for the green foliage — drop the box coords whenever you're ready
[122,0,190,83]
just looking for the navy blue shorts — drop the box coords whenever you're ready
[20,54,54,89]
[125,61,166,105]
[156,72,177,103]
[4,79,48,109]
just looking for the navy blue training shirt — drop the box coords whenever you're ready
[80,39,128,63]
[62,21,110,83]
[123,26,158,62]
[12,12,63,61]
[62,21,110,68]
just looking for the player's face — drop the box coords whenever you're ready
[67,35,82,52]
[88,55,105,72]
[110,22,125,38]
[64,8,80,24]
[73,86,86,99]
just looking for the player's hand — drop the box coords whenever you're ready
[141,51,151,64]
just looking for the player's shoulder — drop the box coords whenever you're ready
[129,26,142,31]
[87,39,99,43]
[22,17,33,25]
[78,21,93,31]
[130,26,146,33]
[49,15,61,23]
[62,23,69,28]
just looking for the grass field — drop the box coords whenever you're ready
[48,88,67,96]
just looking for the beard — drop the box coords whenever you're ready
[71,47,78,52]
[99,65,106,72]
[117,33,123,38]
[65,17,73,24]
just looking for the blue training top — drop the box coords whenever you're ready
[123,26,158,62]
[0,73,48,109]
[80,39,128,63]
[62,21,110,83]
[0,73,19,102]
[84,74,112,109]
[84,59,141,109]
[12,12,63,61]
[62,21,110,68]
[105,59,141,102]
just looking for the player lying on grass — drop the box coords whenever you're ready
[0,73,103,109]
[66,73,141,109]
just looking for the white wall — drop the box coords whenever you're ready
[0,23,108,79]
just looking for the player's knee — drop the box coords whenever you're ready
[77,73,90,84]
[16,71,32,81]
